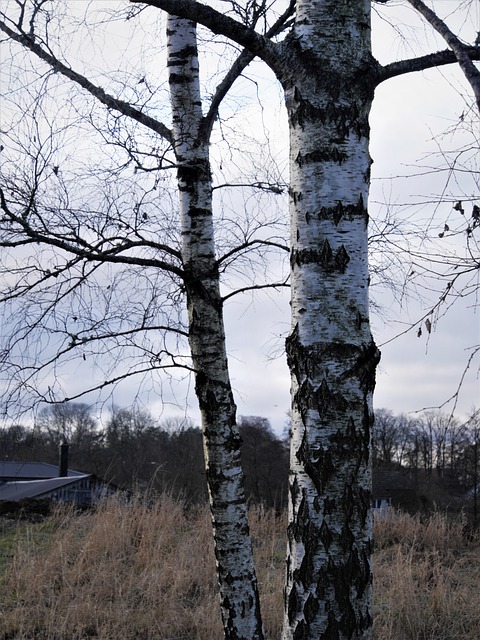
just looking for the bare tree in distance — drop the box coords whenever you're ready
[36,402,100,447]
[1,1,480,639]
[464,408,480,529]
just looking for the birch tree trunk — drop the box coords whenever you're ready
[167,16,264,640]
[280,1,380,638]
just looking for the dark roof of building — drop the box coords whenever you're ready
[0,461,84,480]
[0,475,92,501]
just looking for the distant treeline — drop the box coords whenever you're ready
[373,407,479,484]
[1,404,478,512]
[0,405,289,510]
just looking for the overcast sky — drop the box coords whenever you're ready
[1,0,479,433]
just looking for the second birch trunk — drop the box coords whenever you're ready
[167,16,264,640]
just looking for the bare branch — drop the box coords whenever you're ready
[217,237,289,267]
[222,279,289,302]
[130,0,282,69]
[413,346,480,417]
[378,46,480,84]
[18,360,195,408]
[213,180,286,193]
[0,185,184,277]
[405,0,480,111]
[202,0,295,138]
[0,17,173,143]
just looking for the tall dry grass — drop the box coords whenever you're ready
[373,510,480,640]
[1,499,479,639]
[0,496,285,640]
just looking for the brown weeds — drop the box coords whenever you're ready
[1,496,221,640]
[1,501,478,639]
[373,509,480,640]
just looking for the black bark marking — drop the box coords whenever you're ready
[357,485,372,527]
[295,147,348,166]
[292,491,309,543]
[315,378,349,417]
[289,474,301,505]
[293,619,307,640]
[288,583,301,625]
[357,547,372,597]
[324,611,340,640]
[319,238,333,266]
[289,187,303,204]
[185,269,223,312]
[310,194,368,226]
[293,378,314,426]
[342,482,355,520]
[303,445,336,495]
[177,157,211,185]
[339,522,355,553]
[304,592,320,624]
[328,417,361,455]
[167,43,198,59]
[287,336,360,386]
[356,309,370,330]
[319,519,333,551]
[290,244,351,274]
[315,563,327,601]
[285,322,299,378]
[323,495,336,515]
[297,522,318,588]
[168,72,193,84]
[220,587,264,640]
[340,339,381,393]
[203,418,241,452]
[289,85,370,141]
[335,245,350,273]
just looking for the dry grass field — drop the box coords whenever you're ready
[0,497,478,639]
[373,510,480,639]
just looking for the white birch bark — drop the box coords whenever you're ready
[167,16,264,640]
[280,1,380,638]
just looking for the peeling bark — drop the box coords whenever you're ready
[280,2,380,638]
[167,16,263,640]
